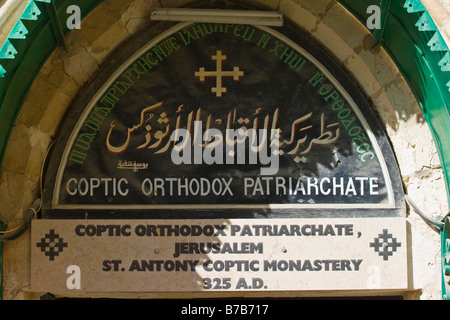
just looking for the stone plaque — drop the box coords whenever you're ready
[36,5,408,295]
[31,218,407,293]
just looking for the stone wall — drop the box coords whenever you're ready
[0,0,448,299]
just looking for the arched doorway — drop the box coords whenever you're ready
[0,0,447,300]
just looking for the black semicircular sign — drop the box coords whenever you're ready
[42,21,405,219]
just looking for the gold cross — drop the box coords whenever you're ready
[195,50,244,98]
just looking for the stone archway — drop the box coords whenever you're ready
[0,0,446,299]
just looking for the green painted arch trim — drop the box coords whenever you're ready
[339,0,450,199]
[0,0,449,203]
[0,0,100,174]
